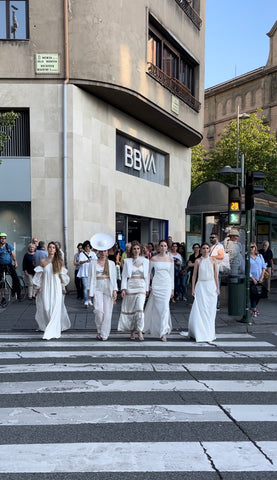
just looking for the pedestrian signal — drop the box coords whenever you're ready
[228,187,241,225]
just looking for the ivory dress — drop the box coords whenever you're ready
[144,260,174,337]
[33,263,71,340]
[188,257,217,342]
[118,262,147,333]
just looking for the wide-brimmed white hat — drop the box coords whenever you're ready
[90,232,114,251]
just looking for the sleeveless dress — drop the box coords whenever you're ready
[144,261,174,337]
[188,257,217,342]
[118,263,146,332]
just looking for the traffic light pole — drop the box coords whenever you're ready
[243,208,252,325]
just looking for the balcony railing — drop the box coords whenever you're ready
[175,0,202,30]
[147,63,201,113]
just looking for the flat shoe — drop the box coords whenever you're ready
[96,334,102,341]
[161,335,167,342]
[138,332,144,341]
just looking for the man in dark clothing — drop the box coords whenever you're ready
[259,240,274,292]
[0,233,22,306]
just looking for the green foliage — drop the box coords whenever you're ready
[191,111,277,196]
[0,111,20,160]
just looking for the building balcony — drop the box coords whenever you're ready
[147,63,201,113]
[174,0,202,30]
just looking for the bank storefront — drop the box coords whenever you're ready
[115,131,169,245]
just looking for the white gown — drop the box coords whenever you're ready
[33,264,71,340]
[188,257,217,342]
[144,261,174,337]
[118,264,146,333]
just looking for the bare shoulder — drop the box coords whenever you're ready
[40,258,49,267]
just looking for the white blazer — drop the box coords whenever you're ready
[121,257,150,291]
[88,259,117,297]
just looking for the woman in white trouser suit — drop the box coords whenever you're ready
[88,233,117,341]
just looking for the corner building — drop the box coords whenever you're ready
[0,0,205,277]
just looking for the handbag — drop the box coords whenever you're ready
[251,282,268,299]
[263,268,270,280]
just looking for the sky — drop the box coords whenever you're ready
[205,0,277,88]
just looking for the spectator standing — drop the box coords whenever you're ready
[259,241,274,292]
[34,241,48,267]
[77,240,97,307]
[0,233,22,305]
[209,233,224,310]
[187,243,201,284]
[250,242,267,317]
[22,243,36,300]
[168,242,182,301]
[178,244,188,301]
[74,243,83,299]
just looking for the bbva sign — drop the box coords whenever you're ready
[124,145,157,174]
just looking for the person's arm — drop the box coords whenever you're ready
[191,260,200,297]
[74,254,79,267]
[121,260,129,298]
[11,250,18,268]
[214,247,224,261]
[213,259,219,294]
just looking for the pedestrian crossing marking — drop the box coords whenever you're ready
[1,378,277,394]
[0,441,275,472]
[1,404,277,426]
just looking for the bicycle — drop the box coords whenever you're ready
[0,270,12,308]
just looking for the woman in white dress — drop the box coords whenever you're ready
[88,233,117,341]
[33,242,71,340]
[188,242,219,342]
[118,241,149,341]
[144,239,174,342]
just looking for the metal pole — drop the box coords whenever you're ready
[239,207,252,325]
[236,105,239,187]
[241,153,245,188]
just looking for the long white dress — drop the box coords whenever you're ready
[188,257,217,342]
[144,260,174,337]
[118,263,147,333]
[33,263,71,340]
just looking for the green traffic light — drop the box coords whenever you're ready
[228,212,241,225]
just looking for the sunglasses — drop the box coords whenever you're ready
[210,236,216,239]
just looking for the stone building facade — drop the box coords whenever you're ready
[204,20,277,151]
[0,0,205,278]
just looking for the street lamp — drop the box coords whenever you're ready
[236,107,250,186]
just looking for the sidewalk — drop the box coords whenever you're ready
[1,280,276,335]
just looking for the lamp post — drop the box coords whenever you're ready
[236,107,250,186]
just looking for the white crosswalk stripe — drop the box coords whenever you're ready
[0,332,276,476]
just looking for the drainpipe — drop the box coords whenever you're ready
[63,0,69,267]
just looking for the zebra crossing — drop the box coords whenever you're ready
[0,331,277,477]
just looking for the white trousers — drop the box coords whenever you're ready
[94,290,113,340]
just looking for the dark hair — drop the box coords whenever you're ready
[48,241,63,274]
[82,240,92,249]
[192,243,200,249]
[159,239,167,245]
[38,240,45,250]
[77,243,83,248]
[201,242,210,248]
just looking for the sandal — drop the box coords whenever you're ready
[130,331,136,341]
[138,332,144,341]
[96,334,102,341]
[161,335,167,342]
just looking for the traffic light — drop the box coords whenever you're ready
[228,186,241,225]
[245,171,265,210]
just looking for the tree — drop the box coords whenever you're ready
[0,111,20,162]
[191,111,277,196]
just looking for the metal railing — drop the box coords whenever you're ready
[174,0,202,30]
[147,63,201,112]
